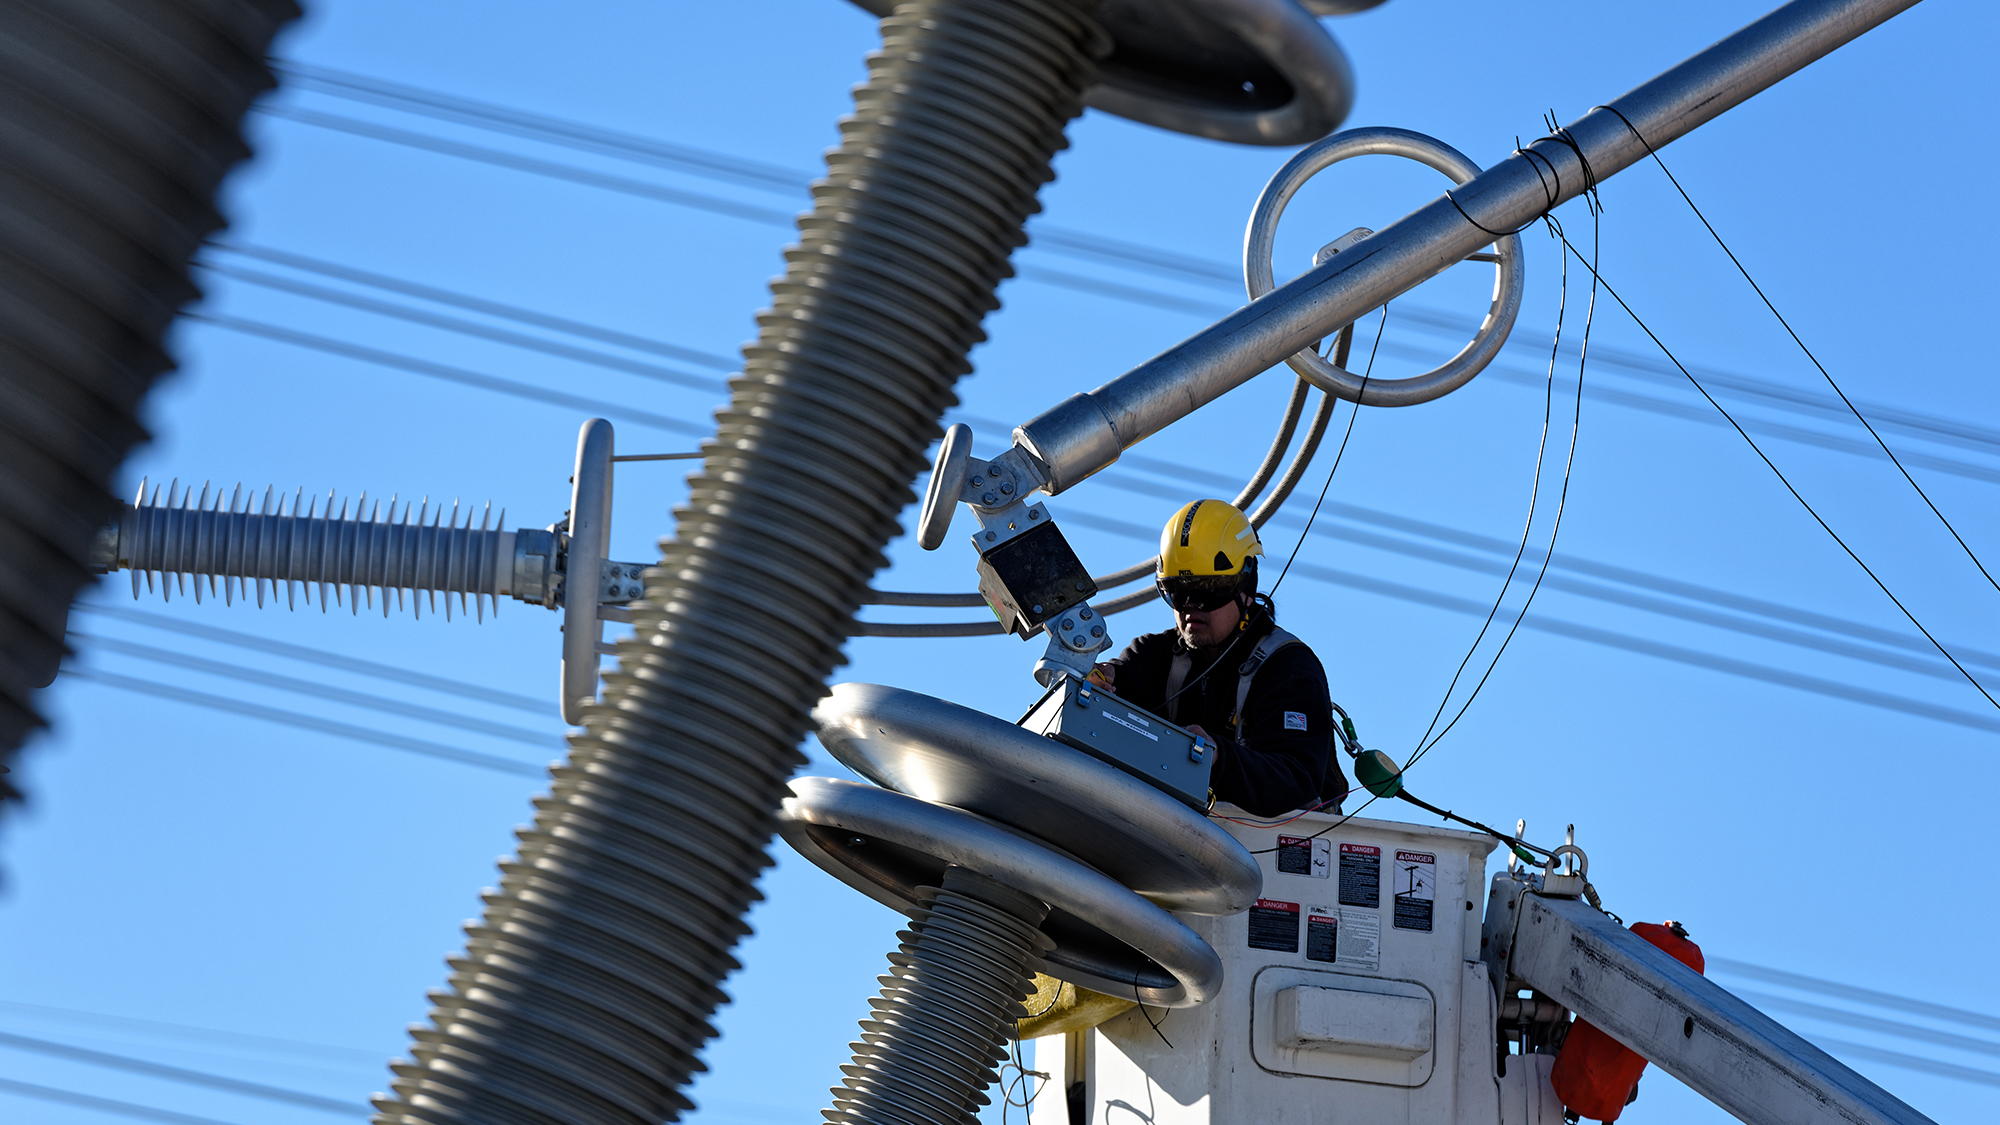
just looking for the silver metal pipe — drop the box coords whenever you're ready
[1013,0,1921,495]
[1503,892,1933,1125]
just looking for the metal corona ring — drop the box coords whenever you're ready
[1242,125,1526,407]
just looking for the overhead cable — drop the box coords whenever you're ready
[72,633,560,748]
[1707,958,2000,1034]
[73,603,553,715]
[1056,509,2000,736]
[0,997,380,1062]
[196,260,725,390]
[0,1029,358,1114]
[185,313,710,436]
[0,1077,259,1125]
[61,667,546,777]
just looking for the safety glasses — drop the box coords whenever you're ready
[1156,576,1241,613]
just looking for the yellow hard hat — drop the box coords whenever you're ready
[1158,499,1263,578]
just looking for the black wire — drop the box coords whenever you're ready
[1544,232,2000,713]
[1269,308,1386,598]
[1245,791,1383,853]
[1410,210,1593,765]
[62,666,548,777]
[1596,103,2000,601]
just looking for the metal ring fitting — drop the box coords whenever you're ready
[1242,125,1526,407]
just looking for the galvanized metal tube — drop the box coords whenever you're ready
[1014,0,1922,494]
[370,2,1107,1123]
[0,0,299,800]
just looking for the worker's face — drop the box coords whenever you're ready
[1175,597,1241,649]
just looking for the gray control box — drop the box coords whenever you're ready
[1020,678,1214,811]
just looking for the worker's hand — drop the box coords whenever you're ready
[1086,663,1116,690]
[1185,723,1211,741]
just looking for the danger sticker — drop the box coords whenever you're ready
[1276,835,1331,878]
[1248,898,1300,953]
[1283,711,1308,731]
[1393,850,1437,933]
[1339,843,1380,908]
[1305,910,1339,963]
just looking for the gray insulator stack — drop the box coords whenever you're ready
[107,480,508,619]
[829,869,1052,1125]
[369,0,1107,1123]
[0,0,301,807]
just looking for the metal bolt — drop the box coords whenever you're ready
[970,475,984,487]
[982,492,997,505]
[1090,625,1103,636]
[1060,618,1074,631]
[1000,481,1014,495]
[1078,607,1091,619]
[1032,605,1043,614]
[1028,509,1040,520]
[986,531,996,542]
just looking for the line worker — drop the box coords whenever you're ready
[1089,499,1349,818]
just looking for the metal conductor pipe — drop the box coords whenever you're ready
[1013,0,1922,495]
[370,2,1109,1123]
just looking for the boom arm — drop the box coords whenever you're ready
[1486,875,1935,1125]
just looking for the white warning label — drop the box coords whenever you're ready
[1393,850,1436,932]
[1337,907,1381,969]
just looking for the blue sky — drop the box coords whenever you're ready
[3,2,1996,1124]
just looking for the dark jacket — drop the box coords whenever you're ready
[1102,611,1348,817]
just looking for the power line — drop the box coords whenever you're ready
[73,603,554,715]
[199,233,2000,488]
[1733,990,2000,1060]
[185,312,711,436]
[1708,958,2000,1034]
[61,667,548,778]
[0,1076,260,1125]
[277,61,811,193]
[260,104,797,226]
[72,633,562,749]
[212,242,736,370]
[0,998,380,1063]
[1812,1038,2000,1090]
[261,65,2000,472]
[1087,469,2000,681]
[156,294,2000,726]
[1056,509,2000,736]
[197,260,726,391]
[0,1029,359,1114]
